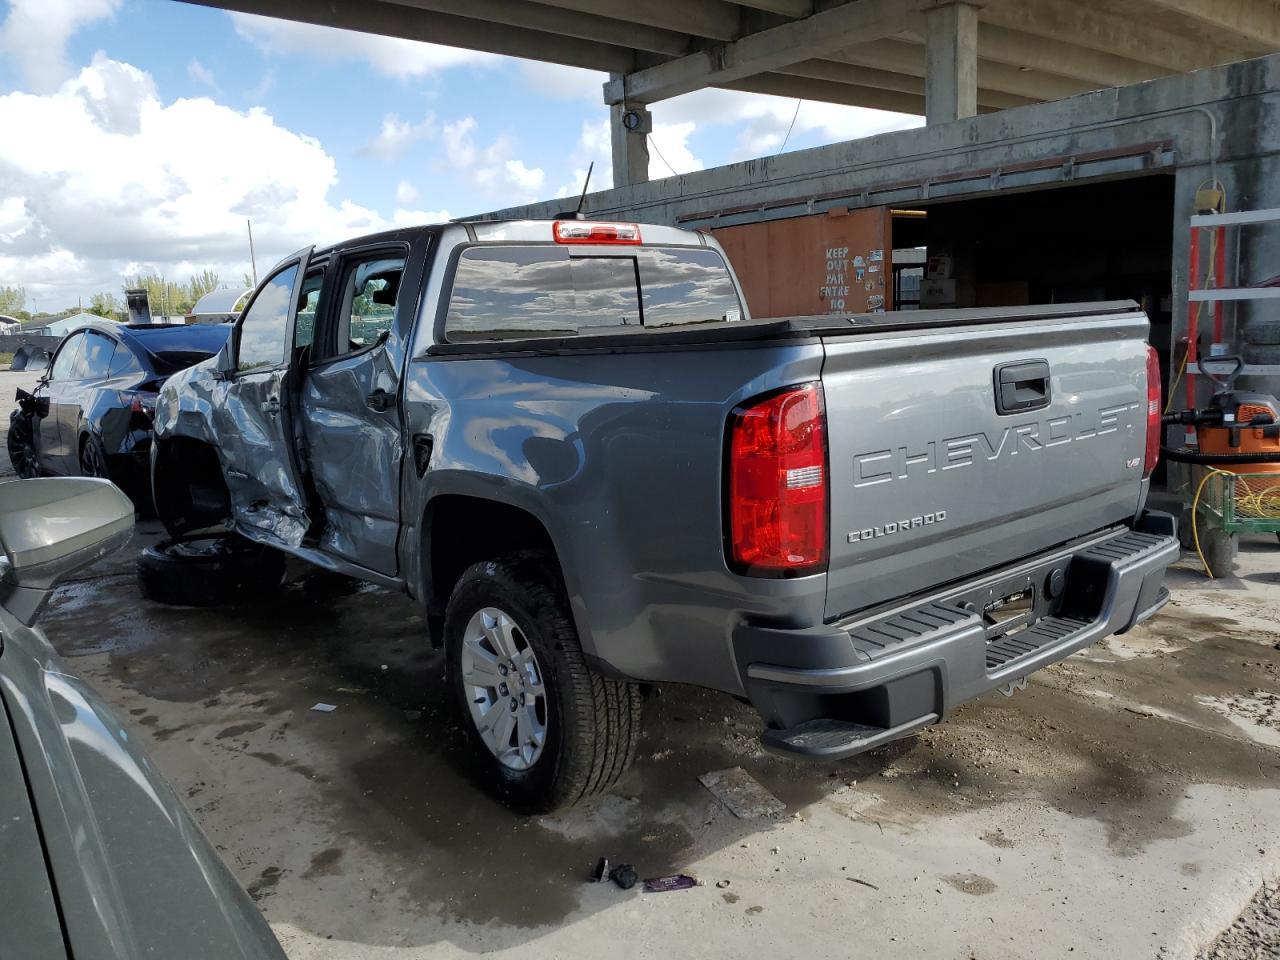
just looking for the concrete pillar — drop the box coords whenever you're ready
[609,80,652,187]
[925,1,979,125]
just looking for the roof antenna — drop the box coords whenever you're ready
[555,162,593,220]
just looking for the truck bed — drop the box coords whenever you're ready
[424,300,1144,356]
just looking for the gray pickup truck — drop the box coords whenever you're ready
[149,218,1178,811]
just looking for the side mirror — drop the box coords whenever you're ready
[214,338,236,380]
[0,478,134,626]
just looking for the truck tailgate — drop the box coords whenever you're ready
[821,307,1150,621]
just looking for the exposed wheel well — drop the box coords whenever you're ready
[421,495,561,643]
[152,436,232,536]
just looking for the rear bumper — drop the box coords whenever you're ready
[736,512,1179,759]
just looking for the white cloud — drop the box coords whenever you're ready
[0,54,398,304]
[395,180,419,205]
[392,208,451,227]
[187,58,217,91]
[504,160,545,193]
[0,0,122,92]
[553,119,613,199]
[652,88,922,162]
[363,112,435,159]
[245,70,275,104]
[231,12,498,79]
[439,116,545,199]
[648,121,703,179]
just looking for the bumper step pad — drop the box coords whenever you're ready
[984,616,1091,670]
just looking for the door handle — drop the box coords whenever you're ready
[993,360,1051,415]
[365,389,393,412]
[262,396,281,415]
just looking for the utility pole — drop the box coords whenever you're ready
[247,218,259,287]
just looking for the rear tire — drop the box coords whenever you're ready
[79,434,109,480]
[444,553,642,813]
[7,412,39,479]
[138,534,287,607]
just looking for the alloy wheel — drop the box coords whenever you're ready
[80,439,107,479]
[7,420,38,478]
[459,606,548,771]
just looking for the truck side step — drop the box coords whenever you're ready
[761,714,939,760]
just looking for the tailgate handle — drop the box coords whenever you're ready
[994,360,1051,415]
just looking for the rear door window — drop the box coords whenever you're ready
[108,344,143,378]
[332,254,406,357]
[443,244,738,342]
[79,332,116,381]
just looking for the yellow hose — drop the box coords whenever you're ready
[1190,467,1231,578]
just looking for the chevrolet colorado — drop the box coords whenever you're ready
[148,218,1178,810]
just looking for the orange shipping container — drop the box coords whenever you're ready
[712,207,892,319]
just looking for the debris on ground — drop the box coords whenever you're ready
[310,702,337,712]
[698,766,786,819]
[609,864,638,890]
[846,878,879,890]
[644,874,698,893]
[716,880,731,889]
[593,857,610,883]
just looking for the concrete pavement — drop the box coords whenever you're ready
[27,520,1280,960]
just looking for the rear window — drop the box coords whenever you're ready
[444,245,740,342]
[131,325,232,374]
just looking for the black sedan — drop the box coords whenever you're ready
[7,320,230,502]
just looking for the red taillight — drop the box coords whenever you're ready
[553,220,642,244]
[126,393,156,417]
[1144,345,1161,480]
[727,383,828,574]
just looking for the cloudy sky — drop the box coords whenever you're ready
[0,0,922,310]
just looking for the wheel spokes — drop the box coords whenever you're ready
[461,605,548,772]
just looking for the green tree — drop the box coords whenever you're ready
[88,291,123,321]
[0,285,25,316]
[188,269,220,304]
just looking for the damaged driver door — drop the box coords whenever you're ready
[216,247,316,547]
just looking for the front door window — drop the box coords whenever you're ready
[238,264,299,371]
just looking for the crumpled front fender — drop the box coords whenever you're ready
[154,359,221,446]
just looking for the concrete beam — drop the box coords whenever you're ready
[734,0,812,16]
[524,0,742,41]
[179,0,637,72]
[720,72,928,113]
[839,37,1094,101]
[785,58,1034,109]
[383,0,693,56]
[610,93,652,186]
[926,2,979,124]
[1141,0,1280,53]
[604,0,926,104]
[980,0,1244,73]
[977,24,1168,88]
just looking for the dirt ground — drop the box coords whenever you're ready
[4,369,1280,959]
